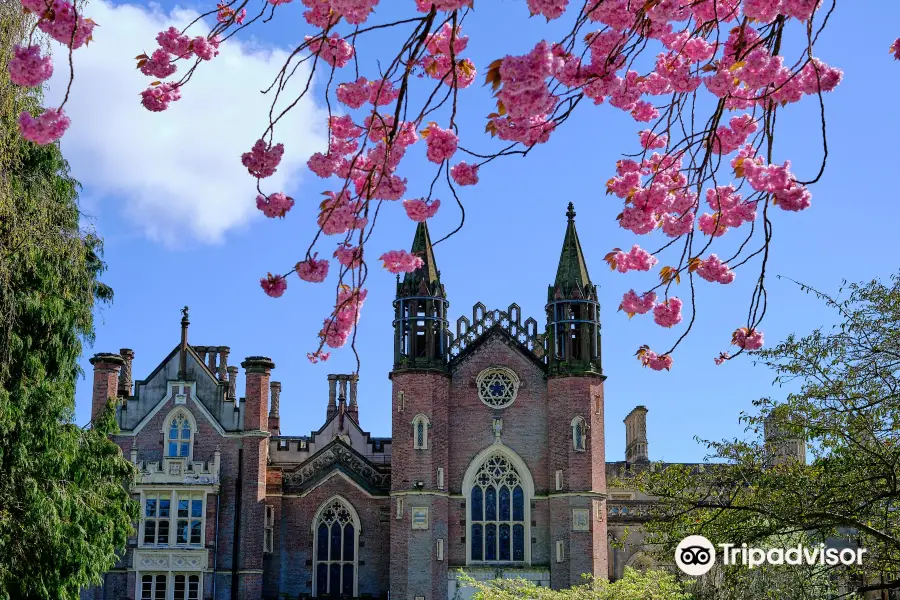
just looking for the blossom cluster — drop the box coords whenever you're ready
[120,0,852,367]
[10,0,98,144]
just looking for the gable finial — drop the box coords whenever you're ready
[178,306,190,381]
[566,202,576,222]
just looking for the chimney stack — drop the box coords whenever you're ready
[118,348,135,398]
[327,375,338,421]
[241,357,275,431]
[89,353,125,423]
[624,406,649,463]
[269,381,282,436]
[347,374,359,423]
[207,347,218,374]
[226,366,238,401]
[217,347,230,382]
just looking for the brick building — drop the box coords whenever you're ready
[81,204,718,600]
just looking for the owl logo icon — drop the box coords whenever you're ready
[675,535,716,576]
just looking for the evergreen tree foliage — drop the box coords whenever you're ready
[0,3,139,598]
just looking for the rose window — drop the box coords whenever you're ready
[476,367,520,408]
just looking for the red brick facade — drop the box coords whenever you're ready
[82,211,657,600]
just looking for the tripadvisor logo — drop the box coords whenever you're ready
[675,535,867,576]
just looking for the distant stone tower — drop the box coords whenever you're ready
[390,222,451,600]
[545,203,609,586]
[624,406,649,463]
[764,414,806,466]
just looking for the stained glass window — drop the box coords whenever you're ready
[469,455,527,563]
[314,499,357,597]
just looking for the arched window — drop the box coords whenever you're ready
[572,417,587,452]
[165,411,193,459]
[412,414,429,450]
[313,497,359,598]
[465,451,532,564]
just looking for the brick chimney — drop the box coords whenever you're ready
[217,347,230,382]
[241,356,274,431]
[117,348,135,398]
[226,366,238,401]
[89,353,125,422]
[347,374,359,424]
[624,405,649,463]
[268,381,281,436]
[326,374,338,421]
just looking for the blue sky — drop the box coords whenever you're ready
[61,1,900,463]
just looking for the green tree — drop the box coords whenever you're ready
[460,568,689,600]
[0,3,139,599]
[629,275,900,598]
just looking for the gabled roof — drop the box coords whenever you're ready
[449,323,548,373]
[281,438,391,496]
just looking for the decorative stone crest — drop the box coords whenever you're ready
[283,442,390,492]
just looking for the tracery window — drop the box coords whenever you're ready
[572,416,587,452]
[476,367,520,409]
[469,455,526,562]
[166,412,192,458]
[412,414,429,450]
[314,497,358,598]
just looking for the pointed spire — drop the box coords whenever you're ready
[553,203,592,297]
[404,221,440,288]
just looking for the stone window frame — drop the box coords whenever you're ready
[476,367,520,409]
[462,444,535,566]
[311,495,360,598]
[411,413,430,450]
[264,505,275,553]
[139,489,207,549]
[162,408,196,462]
[571,416,587,452]
[139,572,201,600]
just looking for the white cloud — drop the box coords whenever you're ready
[45,1,328,245]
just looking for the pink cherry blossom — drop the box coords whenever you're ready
[216,3,246,24]
[307,351,331,363]
[653,297,683,328]
[256,192,294,218]
[337,77,369,108]
[139,48,176,79]
[330,114,363,139]
[639,349,673,371]
[714,352,730,365]
[639,129,667,150]
[527,0,569,20]
[619,289,656,315]
[157,27,193,58]
[18,108,70,145]
[8,45,53,87]
[367,79,400,106]
[192,36,220,61]
[334,244,363,269]
[37,0,95,49]
[306,33,354,68]
[403,198,440,222]
[450,162,479,186]
[732,327,764,350]
[424,124,458,163]
[241,139,285,178]
[613,245,658,273]
[140,82,182,112]
[414,0,472,11]
[296,255,330,282]
[696,254,735,284]
[379,250,424,274]
[892,38,900,61]
[260,273,287,298]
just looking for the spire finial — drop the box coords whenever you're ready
[566,202,576,221]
